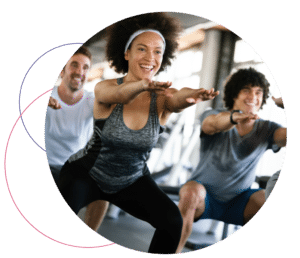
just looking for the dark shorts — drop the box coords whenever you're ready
[193,180,262,226]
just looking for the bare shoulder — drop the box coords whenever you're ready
[95,78,118,91]
[93,79,118,118]
[94,79,119,101]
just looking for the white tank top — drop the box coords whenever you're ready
[45,86,94,167]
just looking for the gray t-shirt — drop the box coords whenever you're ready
[189,108,282,202]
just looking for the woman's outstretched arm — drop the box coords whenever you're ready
[95,79,173,105]
[164,87,219,113]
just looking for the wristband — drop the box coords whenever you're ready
[230,110,242,125]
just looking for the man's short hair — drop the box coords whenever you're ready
[74,45,92,61]
[223,67,270,110]
[62,46,92,71]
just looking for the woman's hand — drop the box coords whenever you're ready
[48,96,62,109]
[164,87,219,114]
[142,79,173,97]
[185,88,219,104]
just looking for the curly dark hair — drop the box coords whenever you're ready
[223,67,270,110]
[105,12,182,75]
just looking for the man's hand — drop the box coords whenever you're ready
[232,112,259,124]
[48,96,62,109]
[272,96,284,108]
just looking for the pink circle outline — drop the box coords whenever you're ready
[4,88,115,249]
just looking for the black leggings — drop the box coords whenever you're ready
[58,161,183,254]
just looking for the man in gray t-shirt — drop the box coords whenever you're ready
[175,68,287,253]
[189,108,282,202]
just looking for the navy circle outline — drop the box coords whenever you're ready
[18,43,83,152]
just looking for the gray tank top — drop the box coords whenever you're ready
[89,77,163,193]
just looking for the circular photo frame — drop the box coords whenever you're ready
[5,9,291,258]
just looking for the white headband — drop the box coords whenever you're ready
[124,29,166,54]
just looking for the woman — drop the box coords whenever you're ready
[59,13,219,254]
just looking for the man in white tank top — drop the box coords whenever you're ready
[45,46,108,231]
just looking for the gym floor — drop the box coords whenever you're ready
[79,204,233,254]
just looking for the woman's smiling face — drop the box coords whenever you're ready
[124,31,164,81]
